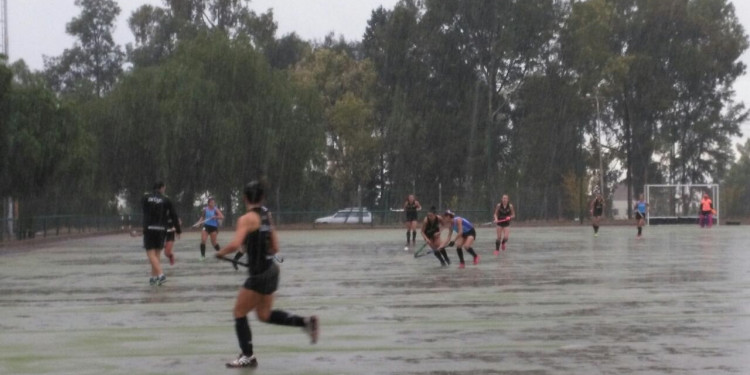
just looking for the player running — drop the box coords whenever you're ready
[403,194,422,249]
[215,180,318,369]
[141,181,181,285]
[442,210,479,269]
[634,194,648,237]
[164,218,180,265]
[589,193,604,237]
[493,194,515,255]
[421,207,450,266]
[699,193,714,228]
[197,197,224,260]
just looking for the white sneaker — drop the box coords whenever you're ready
[304,316,319,344]
[225,354,257,368]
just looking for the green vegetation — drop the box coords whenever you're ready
[1,0,748,225]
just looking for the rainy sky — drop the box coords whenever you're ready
[6,0,750,145]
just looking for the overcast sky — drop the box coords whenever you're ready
[5,0,750,144]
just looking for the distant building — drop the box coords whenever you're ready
[611,183,629,220]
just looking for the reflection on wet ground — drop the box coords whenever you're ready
[1,226,748,374]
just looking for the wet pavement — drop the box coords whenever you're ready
[1,225,749,374]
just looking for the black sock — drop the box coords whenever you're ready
[466,247,477,258]
[594,225,599,233]
[411,231,416,242]
[495,240,500,250]
[406,232,410,244]
[268,310,305,327]
[502,239,507,245]
[235,317,253,356]
[638,227,642,235]
[433,249,445,264]
[200,243,206,257]
[214,244,221,251]
[440,248,450,263]
[456,247,465,264]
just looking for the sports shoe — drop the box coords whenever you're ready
[304,316,319,344]
[156,274,166,286]
[458,263,465,269]
[473,255,480,265]
[493,250,499,256]
[149,277,157,286]
[200,255,206,262]
[225,354,258,368]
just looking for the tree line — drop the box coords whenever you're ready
[2,0,750,230]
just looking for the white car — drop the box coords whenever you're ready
[314,208,372,224]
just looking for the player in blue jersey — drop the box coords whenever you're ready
[197,197,225,260]
[441,210,479,269]
[634,194,648,237]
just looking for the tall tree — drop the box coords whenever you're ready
[44,0,125,98]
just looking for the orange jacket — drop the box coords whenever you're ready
[701,198,712,212]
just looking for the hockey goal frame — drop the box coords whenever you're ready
[644,184,719,226]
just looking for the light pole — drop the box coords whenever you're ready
[586,93,605,198]
[594,94,605,197]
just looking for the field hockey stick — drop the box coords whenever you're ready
[495,216,511,224]
[191,215,217,228]
[218,254,284,268]
[218,255,249,268]
[413,243,432,258]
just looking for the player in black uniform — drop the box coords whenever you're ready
[163,217,181,266]
[215,180,319,369]
[493,194,515,255]
[141,182,181,285]
[421,207,450,266]
[403,194,422,249]
[589,193,604,236]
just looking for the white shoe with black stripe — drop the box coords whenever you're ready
[225,354,257,368]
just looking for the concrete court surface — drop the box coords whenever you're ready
[1,225,749,375]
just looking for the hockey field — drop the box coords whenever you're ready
[1,225,749,374]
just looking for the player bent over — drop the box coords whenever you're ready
[442,210,479,269]
[421,207,450,266]
[215,180,318,369]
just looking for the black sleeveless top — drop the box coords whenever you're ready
[424,216,440,236]
[244,206,274,275]
[405,201,418,215]
[496,203,512,218]
[593,199,604,215]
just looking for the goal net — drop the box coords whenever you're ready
[644,184,719,226]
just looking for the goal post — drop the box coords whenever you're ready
[644,184,719,226]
